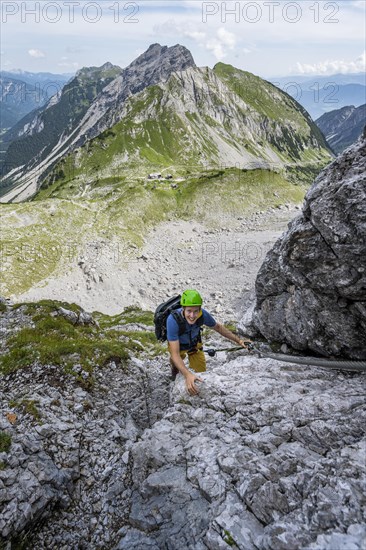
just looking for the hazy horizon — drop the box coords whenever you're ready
[2,56,365,83]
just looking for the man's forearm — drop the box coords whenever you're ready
[215,323,243,344]
[171,354,190,377]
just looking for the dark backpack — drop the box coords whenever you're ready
[154,295,183,341]
[154,295,204,343]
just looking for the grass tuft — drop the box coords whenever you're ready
[0,301,164,386]
[0,431,11,453]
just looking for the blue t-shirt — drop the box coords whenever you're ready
[167,308,216,350]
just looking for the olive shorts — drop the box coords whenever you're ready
[171,343,206,373]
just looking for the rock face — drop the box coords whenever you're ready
[71,43,196,146]
[0,354,171,547]
[1,348,365,549]
[1,301,365,548]
[117,356,366,550]
[252,129,366,359]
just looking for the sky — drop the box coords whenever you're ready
[1,0,365,79]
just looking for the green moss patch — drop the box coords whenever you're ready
[95,305,154,328]
[0,431,11,453]
[223,529,238,547]
[9,399,41,422]
[0,301,163,384]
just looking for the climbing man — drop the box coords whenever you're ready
[167,289,250,396]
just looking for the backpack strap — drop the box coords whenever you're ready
[195,314,204,345]
[171,310,205,347]
[171,310,186,336]
[196,315,204,328]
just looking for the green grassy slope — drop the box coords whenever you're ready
[34,65,332,200]
[1,64,333,297]
[0,301,161,388]
[1,168,305,296]
[213,63,331,158]
[0,64,122,194]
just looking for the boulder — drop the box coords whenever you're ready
[252,128,366,359]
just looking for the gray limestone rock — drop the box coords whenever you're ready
[114,359,366,549]
[57,307,98,326]
[252,130,366,359]
[0,305,365,549]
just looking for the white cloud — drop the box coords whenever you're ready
[184,31,206,42]
[202,28,237,60]
[28,49,46,59]
[57,60,79,69]
[153,19,236,61]
[292,51,366,75]
[351,1,366,9]
[217,28,236,49]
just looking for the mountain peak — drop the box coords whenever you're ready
[100,61,121,71]
[75,62,122,80]
[129,43,195,72]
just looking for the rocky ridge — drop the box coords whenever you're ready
[76,43,196,144]
[252,128,366,359]
[316,103,366,154]
[43,61,331,195]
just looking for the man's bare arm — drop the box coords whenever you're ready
[168,340,190,376]
[212,323,251,347]
[168,341,203,395]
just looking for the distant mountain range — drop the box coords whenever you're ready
[0,61,123,165]
[0,44,333,202]
[269,74,366,120]
[1,69,364,134]
[315,104,366,154]
[0,71,71,131]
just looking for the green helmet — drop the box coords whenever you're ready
[180,289,203,307]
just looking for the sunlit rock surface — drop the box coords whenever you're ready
[253,128,366,359]
[1,312,365,550]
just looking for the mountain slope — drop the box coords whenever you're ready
[0,75,41,131]
[0,45,332,203]
[214,63,329,158]
[0,71,71,131]
[0,167,306,300]
[33,64,332,201]
[0,45,195,202]
[0,62,122,197]
[315,104,366,153]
